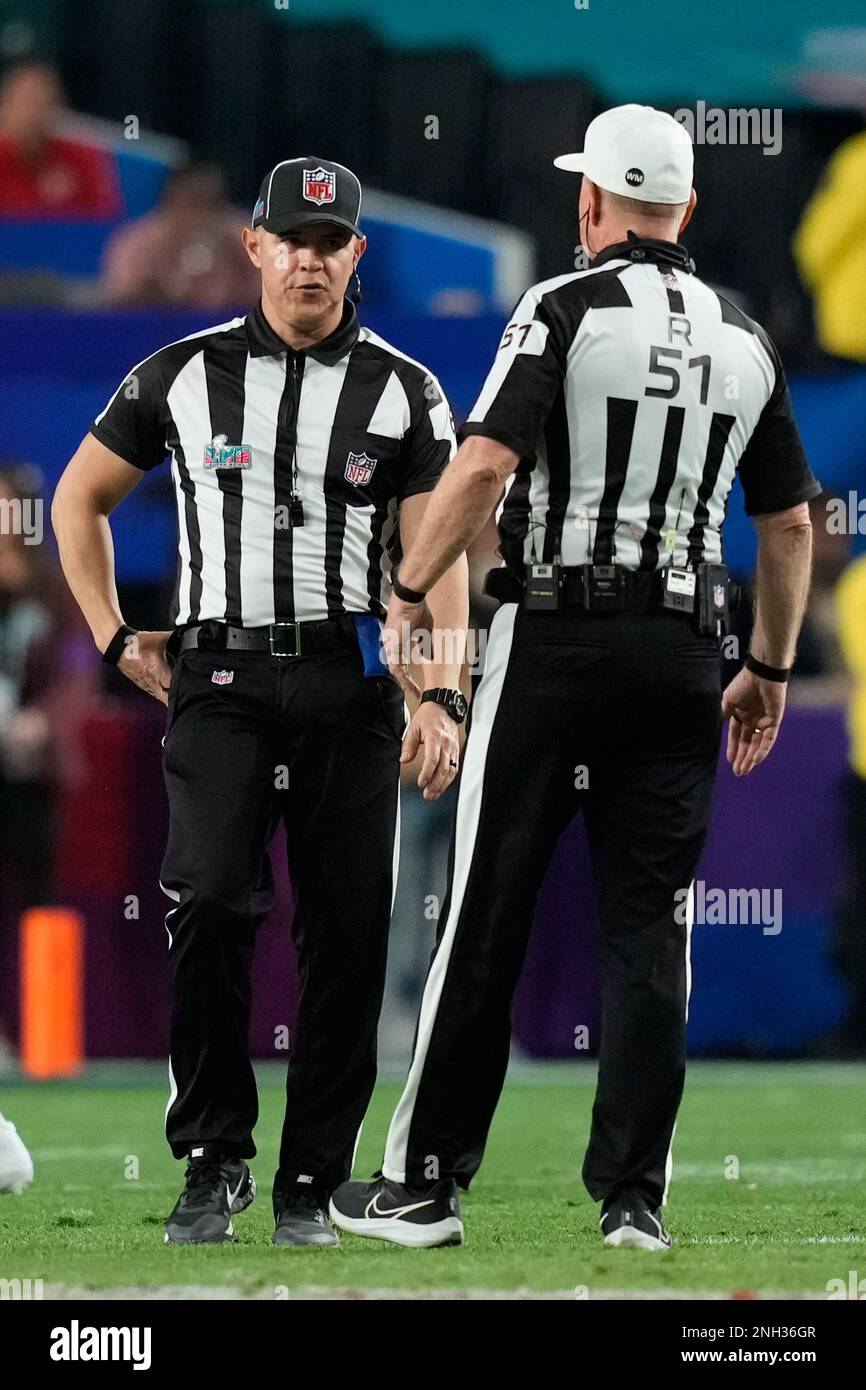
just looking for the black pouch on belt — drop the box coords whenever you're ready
[696,563,731,635]
[483,567,526,604]
[165,628,183,668]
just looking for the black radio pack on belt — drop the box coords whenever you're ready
[696,563,731,636]
[524,562,563,611]
[523,562,632,614]
[661,563,730,635]
[660,566,696,615]
[580,563,625,613]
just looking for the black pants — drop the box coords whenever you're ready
[160,640,405,1203]
[381,602,722,1208]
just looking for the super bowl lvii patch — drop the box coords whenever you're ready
[204,435,252,470]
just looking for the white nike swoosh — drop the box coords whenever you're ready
[365,1192,436,1221]
[227,1172,245,1207]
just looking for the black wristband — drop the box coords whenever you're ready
[745,652,791,684]
[391,571,427,605]
[102,624,138,666]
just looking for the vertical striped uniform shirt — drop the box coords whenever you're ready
[90,300,455,626]
[461,235,820,574]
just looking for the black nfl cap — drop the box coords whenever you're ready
[252,156,362,237]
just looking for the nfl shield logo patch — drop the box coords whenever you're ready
[211,669,234,686]
[303,167,336,206]
[713,583,726,609]
[345,451,377,487]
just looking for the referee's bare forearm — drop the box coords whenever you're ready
[422,555,470,691]
[750,502,813,669]
[52,435,143,652]
[398,436,518,596]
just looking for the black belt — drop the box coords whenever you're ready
[484,565,666,613]
[484,564,735,621]
[172,616,356,659]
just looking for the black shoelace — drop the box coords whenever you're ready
[182,1161,233,1210]
[277,1189,325,1216]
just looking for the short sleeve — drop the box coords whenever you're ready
[89,356,168,472]
[737,334,821,516]
[397,370,456,502]
[459,284,569,460]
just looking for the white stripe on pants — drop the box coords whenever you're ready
[382,603,518,1183]
[662,879,694,1206]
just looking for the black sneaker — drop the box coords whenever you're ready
[329,1174,463,1248]
[164,1145,255,1245]
[272,1188,340,1247]
[600,1187,672,1250]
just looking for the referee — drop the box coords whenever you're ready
[331,106,820,1249]
[52,156,468,1246]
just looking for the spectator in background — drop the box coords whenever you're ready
[0,466,67,1063]
[0,60,122,220]
[101,163,259,310]
[830,552,866,1057]
[794,123,866,362]
[0,469,57,900]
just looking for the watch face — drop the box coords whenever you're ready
[450,692,468,721]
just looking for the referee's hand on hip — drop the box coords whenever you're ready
[117,630,175,706]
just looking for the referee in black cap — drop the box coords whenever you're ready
[52,155,468,1247]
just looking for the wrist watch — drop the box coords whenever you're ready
[420,687,468,725]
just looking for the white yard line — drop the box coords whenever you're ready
[673,1160,866,1181]
[688,1234,865,1247]
[32,1147,128,1160]
[40,1283,830,1301]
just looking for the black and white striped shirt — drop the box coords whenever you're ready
[91,300,455,626]
[462,236,820,574]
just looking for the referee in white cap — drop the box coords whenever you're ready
[53,155,468,1247]
[330,107,819,1250]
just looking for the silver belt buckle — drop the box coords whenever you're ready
[268,622,301,657]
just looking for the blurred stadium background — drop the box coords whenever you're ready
[0,0,865,1094]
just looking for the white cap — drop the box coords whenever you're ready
[554,104,693,204]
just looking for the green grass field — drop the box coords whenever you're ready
[1,1062,864,1299]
